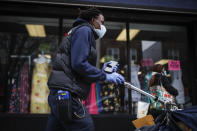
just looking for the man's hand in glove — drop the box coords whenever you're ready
[105,72,125,85]
[102,61,119,72]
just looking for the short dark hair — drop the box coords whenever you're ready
[79,8,103,22]
[153,64,164,73]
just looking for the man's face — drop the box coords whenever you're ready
[92,14,104,29]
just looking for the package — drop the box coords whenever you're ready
[132,115,155,129]
[149,85,175,110]
[137,101,150,118]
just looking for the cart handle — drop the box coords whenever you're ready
[124,82,179,111]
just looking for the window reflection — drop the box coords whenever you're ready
[127,23,189,116]
[0,16,59,113]
[0,16,191,115]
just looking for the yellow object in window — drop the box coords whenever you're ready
[30,60,51,114]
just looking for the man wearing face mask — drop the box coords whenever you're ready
[46,8,125,131]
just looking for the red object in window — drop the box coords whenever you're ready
[35,92,39,96]
[64,32,68,37]
[83,83,98,115]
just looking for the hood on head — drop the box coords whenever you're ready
[72,18,88,27]
[72,18,99,39]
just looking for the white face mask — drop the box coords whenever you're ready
[94,25,107,39]
[163,71,167,76]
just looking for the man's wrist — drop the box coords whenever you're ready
[99,71,106,81]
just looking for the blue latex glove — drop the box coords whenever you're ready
[102,61,119,72]
[105,72,125,85]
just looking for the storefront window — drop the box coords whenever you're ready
[0,16,192,116]
[96,22,126,114]
[127,23,190,116]
[0,16,59,113]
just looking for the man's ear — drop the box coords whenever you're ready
[90,18,94,24]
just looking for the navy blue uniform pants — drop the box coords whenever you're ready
[46,89,95,131]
